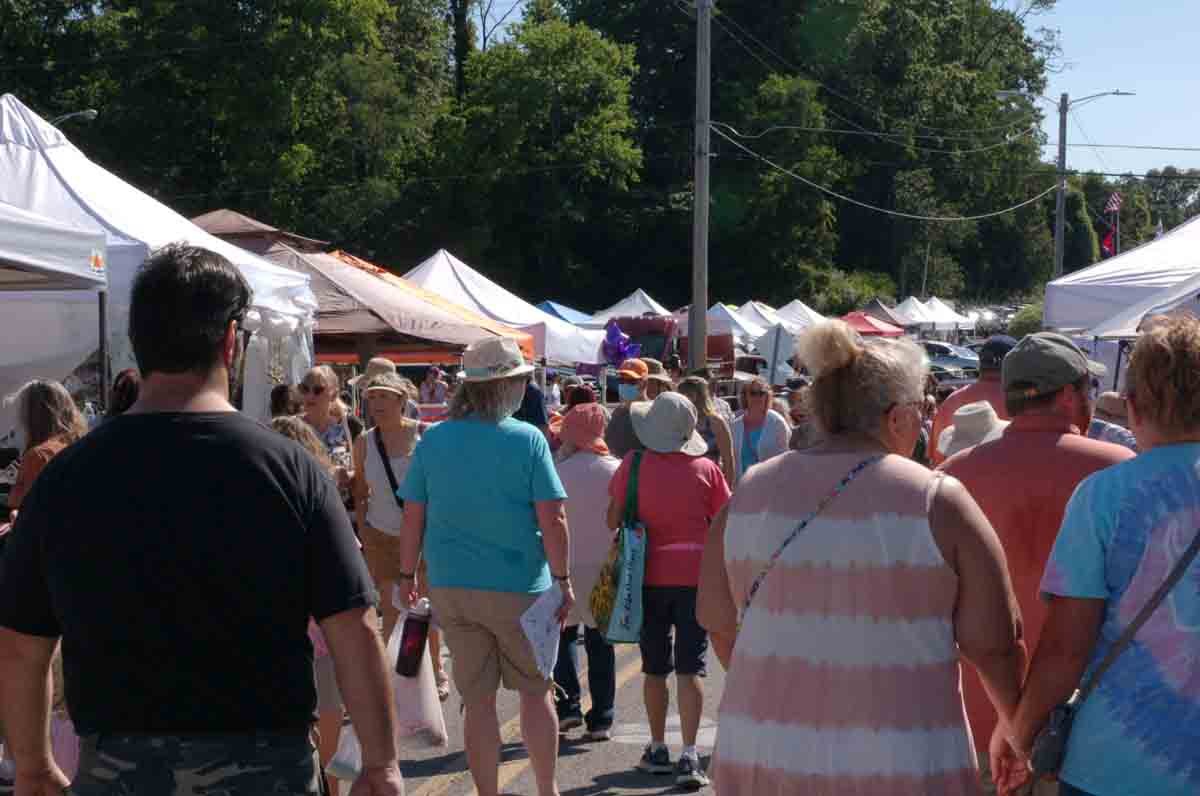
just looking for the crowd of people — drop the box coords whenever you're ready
[0,242,1197,796]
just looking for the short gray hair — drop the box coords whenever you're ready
[795,320,927,436]
[448,374,527,422]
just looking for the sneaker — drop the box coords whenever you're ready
[674,754,710,790]
[583,726,612,742]
[636,743,673,775]
[558,712,584,732]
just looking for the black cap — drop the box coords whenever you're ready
[979,335,1017,370]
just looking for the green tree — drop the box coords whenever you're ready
[1008,300,1044,338]
[1144,166,1200,231]
[1061,189,1099,274]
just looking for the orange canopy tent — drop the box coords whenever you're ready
[840,311,905,337]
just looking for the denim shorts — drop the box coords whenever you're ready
[639,586,708,677]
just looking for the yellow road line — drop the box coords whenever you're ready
[410,646,643,796]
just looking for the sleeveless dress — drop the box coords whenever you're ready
[714,452,978,796]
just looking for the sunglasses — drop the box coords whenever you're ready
[298,383,327,396]
[747,390,769,398]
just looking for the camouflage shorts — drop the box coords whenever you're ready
[68,729,321,795]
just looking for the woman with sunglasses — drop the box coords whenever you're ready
[730,377,790,482]
[300,366,354,496]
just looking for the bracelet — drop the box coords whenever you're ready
[398,572,416,581]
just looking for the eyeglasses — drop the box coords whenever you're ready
[298,383,326,396]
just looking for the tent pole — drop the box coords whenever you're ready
[768,327,782,387]
[1113,341,1125,391]
[98,289,109,410]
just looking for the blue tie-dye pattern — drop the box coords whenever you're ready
[1043,444,1200,796]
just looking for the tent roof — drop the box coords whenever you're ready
[862,298,911,328]
[1045,215,1200,330]
[403,249,602,364]
[192,208,329,253]
[536,300,593,325]
[0,201,106,291]
[841,311,904,336]
[1088,267,1200,339]
[738,300,787,330]
[923,297,975,330]
[705,302,765,341]
[0,94,314,325]
[895,296,935,325]
[776,299,826,329]
[584,288,670,327]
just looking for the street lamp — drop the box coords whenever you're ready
[49,109,99,126]
[997,89,1134,279]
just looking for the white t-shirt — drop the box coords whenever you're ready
[555,451,620,627]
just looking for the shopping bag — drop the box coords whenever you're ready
[326,724,362,781]
[386,616,448,747]
[588,540,620,632]
[605,523,647,644]
[50,713,79,779]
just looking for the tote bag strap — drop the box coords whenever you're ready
[623,451,643,528]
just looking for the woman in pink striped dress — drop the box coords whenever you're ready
[697,320,1026,796]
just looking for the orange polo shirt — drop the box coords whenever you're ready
[929,375,1009,466]
[940,414,1134,756]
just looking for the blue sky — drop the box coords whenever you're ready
[1029,1,1200,175]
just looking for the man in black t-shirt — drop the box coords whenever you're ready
[0,246,403,796]
[514,379,549,435]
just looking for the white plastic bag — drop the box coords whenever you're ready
[386,615,448,748]
[50,713,79,779]
[326,724,361,781]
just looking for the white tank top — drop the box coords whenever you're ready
[364,427,416,534]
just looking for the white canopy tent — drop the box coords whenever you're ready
[584,288,670,328]
[0,94,317,423]
[738,300,791,331]
[0,201,107,291]
[673,303,766,345]
[1088,268,1200,340]
[894,296,936,327]
[404,249,603,364]
[1044,215,1200,331]
[923,297,975,331]
[775,299,826,329]
[754,324,797,386]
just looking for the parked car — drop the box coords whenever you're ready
[922,340,980,379]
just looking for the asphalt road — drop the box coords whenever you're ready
[387,638,725,796]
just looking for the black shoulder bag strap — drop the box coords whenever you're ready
[372,428,405,509]
[1078,527,1200,702]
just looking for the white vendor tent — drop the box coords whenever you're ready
[776,299,826,329]
[754,323,797,386]
[673,303,765,344]
[1044,215,1200,331]
[0,94,317,420]
[584,288,670,328]
[0,201,107,291]
[924,297,975,331]
[404,249,603,364]
[738,300,789,331]
[894,296,936,327]
[1088,268,1200,340]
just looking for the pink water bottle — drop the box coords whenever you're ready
[396,598,431,677]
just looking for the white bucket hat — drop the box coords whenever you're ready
[461,338,534,383]
[630,392,708,456]
[937,400,1010,458]
[348,356,396,386]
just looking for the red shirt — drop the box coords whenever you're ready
[609,451,730,587]
[8,438,68,510]
[930,376,1009,466]
[940,414,1134,754]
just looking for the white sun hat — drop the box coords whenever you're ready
[937,400,1010,458]
[461,338,535,383]
[630,392,708,456]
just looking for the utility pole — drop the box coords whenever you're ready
[688,0,713,373]
[1053,92,1068,279]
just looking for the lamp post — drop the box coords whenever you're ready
[996,89,1133,279]
[47,107,109,407]
[49,109,99,126]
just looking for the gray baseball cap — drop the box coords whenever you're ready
[1003,332,1106,399]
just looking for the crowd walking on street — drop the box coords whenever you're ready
[1,243,1198,796]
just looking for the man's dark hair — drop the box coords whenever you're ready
[129,245,252,375]
[1005,375,1087,417]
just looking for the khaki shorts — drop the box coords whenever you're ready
[431,587,552,703]
[361,524,404,586]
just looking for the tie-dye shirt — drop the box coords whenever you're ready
[1041,442,1200,796]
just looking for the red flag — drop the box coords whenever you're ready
[1102,228,1115,257]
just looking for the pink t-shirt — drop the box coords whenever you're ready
[609,451,731,587]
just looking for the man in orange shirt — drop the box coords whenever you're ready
[929,335,1016,465]
[940,332,1133,794]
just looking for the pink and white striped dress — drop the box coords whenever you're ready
[714,452,979,796]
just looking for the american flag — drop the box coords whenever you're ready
[1105,192,1123,214]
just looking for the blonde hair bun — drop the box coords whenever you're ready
[795,320,863,381]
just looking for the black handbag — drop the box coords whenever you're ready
[1030,527,1200,776]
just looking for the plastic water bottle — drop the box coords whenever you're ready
[395,598,431,678]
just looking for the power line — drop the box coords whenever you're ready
[1070,110,1114,174]
[710,124,1058,222]
[1043,141,1200,153]
[712,120,1040,155]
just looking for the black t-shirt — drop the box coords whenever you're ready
[514,382,549,428]
[0,412,377,734]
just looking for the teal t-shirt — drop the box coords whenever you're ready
[1041,443,1200,796]
[400,416,567,593]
